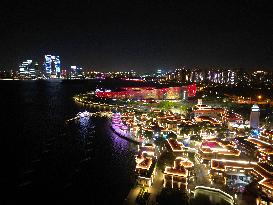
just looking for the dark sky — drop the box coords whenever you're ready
[1,0,273,72]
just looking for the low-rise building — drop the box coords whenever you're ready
[135,144,157,187]
[193,105,225,120]
[222,111,244,128]
[234,137,257,160]
[210,159,273,201]
[196,140,240,164]
[163,157,194,190]
[166,138,186,156]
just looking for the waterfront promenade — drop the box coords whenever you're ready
[110,125,142,145]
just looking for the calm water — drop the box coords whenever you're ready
[191,191,233,205]
[0,80,136,205]
[0,79,236,205]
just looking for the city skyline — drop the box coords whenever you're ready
[1,1,273,72]
[1,1,273,204]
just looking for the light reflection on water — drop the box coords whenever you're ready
[70,116,136,204]
[74,115,94,145]
[110,130,130,152]
[0,80,138,204]
[107,120,138,160]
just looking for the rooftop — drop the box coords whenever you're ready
[211,159,273,191]
[167,138,184,152]
[200,140,240,156]
[136,155,153,170]
[164,157,193,177]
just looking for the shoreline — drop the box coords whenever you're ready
[110,125,141,145]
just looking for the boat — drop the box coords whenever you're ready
[77,111,90,118]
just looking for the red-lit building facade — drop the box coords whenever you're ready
[95,84,196,100]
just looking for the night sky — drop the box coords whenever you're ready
[1,0,273,72]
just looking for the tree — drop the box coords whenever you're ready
[144,130,153,139]
[157,101,177,110]
[157,188,188,205]
[191,124,202,135]
[179,105,188,115]
[154,137,166,147]
[190,135,202,141]
[216,126,229,138]
[244,127,252,137]
[179,124,191,136]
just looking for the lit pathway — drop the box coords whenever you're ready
[147,169,164,205]
[123,168,164,205]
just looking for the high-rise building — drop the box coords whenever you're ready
[34,62,42,78]
[19,60,33,79]
[29,62,36,79]
[44,55,61,78]
[157,69,162,77]
[250,104,260,129]
[70,66,83,79]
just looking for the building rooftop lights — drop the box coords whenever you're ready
[167,138,184,151]
[211,159,273,191]
[251,104,260,112]
[135,156,153,170]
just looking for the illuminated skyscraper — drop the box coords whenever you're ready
[250,104,260,129]
[29,62,36,79]
[157,69,162,77]
[34,62,42,78]
[70,66,83,79]
[44,55,61,78]
[19,60,33,79]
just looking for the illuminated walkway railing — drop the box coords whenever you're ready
[111,113,141,144]
[194,186,234,205]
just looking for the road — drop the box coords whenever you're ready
[146,169,164,205]
[124,167,164,205]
